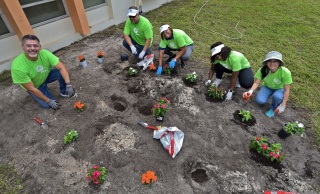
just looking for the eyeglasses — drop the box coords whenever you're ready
[268,59,279,63]
[25,44,40,48]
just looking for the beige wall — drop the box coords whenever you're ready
[0,0,172,72]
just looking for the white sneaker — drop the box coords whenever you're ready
[212,79,222,87]
[235,79,241,88]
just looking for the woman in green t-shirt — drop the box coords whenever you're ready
[205,42,254,101]
[243,51,292,117]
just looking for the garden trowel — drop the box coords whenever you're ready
[34,117,48,129]
[138,122,159,130]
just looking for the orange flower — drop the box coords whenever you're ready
[97,51,104,58]
[141,170,157,184]
[78,55,85,62]
[74,101,85,110]
[149,63,156,70]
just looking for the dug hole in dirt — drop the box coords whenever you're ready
[0,26,319,194]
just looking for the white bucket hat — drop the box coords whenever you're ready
[211,44,224,56]
[262,51,284,65]
[127,9,139,17]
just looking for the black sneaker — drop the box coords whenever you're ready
[166,54,176,63]
[180,60,186,68]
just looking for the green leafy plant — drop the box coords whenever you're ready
[208,86,225,99]
[152,97,170,117]
[249,136,285,163]
[87,165,107,185]
[239,109,252,122]
[186,71,198,82]
[162,64,171,75]
[64,129,79,144]
[283,121,304,136]
[128,67,138,76]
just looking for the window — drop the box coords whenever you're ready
[0,8,11,37]
[83,0,106,9]
[19,0,67,27]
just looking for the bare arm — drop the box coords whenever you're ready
[249,79,262,91]
[22,82,50,103]
[158,50,165,67]
[208,63,215,80]
[281,84,290,107]
[174,47,186,61]
[55,61,70,83]
[123,34,133,46]
[142,38,151,53]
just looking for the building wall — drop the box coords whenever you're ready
[0,0,172,73]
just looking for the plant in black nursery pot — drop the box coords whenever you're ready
[278,121,304,139]
[152,97,170,122]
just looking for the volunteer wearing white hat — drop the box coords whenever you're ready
[156,24,194,75]
[205,42,254,100]
[243,51,292,117]
[123,6,153,59]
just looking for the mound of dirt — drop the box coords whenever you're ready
[0,27,319,193]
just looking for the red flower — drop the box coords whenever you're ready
[256,136,261,141]
[262,144,268,150]
[269,152,274,157]
[93,165,99,169]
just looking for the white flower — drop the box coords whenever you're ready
[298,123,304,128]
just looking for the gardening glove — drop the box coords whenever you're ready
[66,85,76,98]
[169,59,176,69]
[275,104,285,114]
[47,99,61,110]
[138,50,146,59]
[156,66,162,76]
[205,80,212,86]
[225,90,233,101]
[130,45,137,55]
[242,90,253,99]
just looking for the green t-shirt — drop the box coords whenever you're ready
[11,49,59,89]
[123,16,153,46]
[159,29,194,50]
[213,51,250,71]
[255,66,292,89]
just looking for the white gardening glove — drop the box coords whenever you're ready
[212,78,222,87]
[205,80,211,86]
[242,90,253,99]
[275,104,285,114]
[130,45,137,55]
[138,50,146,59]
[225,90,233,101]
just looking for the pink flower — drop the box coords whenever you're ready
[161,104,166,109]
[262,144,268,150]
[94,181,100,185]
[93,170,101,177]
[93,165,99,169]
[86,176,91,181]
[166,99,170,104]
[275,154,280,159]
[269,152,274,157]
[256,136,261,141]
[154,104,159,109]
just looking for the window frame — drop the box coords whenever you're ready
[0,7,14,39]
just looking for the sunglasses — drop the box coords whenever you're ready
[129,15,137,19]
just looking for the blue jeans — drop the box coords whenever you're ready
[28,68,66,108]
[256,86,284,110]
[122,37,151,58]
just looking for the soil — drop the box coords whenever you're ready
[0,26,319,194]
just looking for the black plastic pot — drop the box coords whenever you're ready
[120,54,129,61]
[278,127,291,139]
[156,116,164,122]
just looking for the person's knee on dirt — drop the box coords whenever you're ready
[205,42,254,101]
[157,24,194,75]
[242,51,292,117]
[11,34,76,110]
[123,6,153,60]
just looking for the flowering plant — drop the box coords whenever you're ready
[208,86,225,99]
[74,101,86,112]
[162,63,171,75]
[186,71,198,82]
[149,63,156,71]
[97,51,104,58]
[249,136,285,163]
[152,97,170,117]
[78,55,85,62]
[87,165,107,185]
[283,121,304,135]
[128,67,138,76]
[64,129,78,144]
[239,109,252,122]
[141,170,157,188]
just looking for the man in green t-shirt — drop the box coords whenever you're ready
[123,6,153,59]
[11,34,76,110]
[243,51,292,117]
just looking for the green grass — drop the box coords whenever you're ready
[0,164,25,194]
[143,0,320,143]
